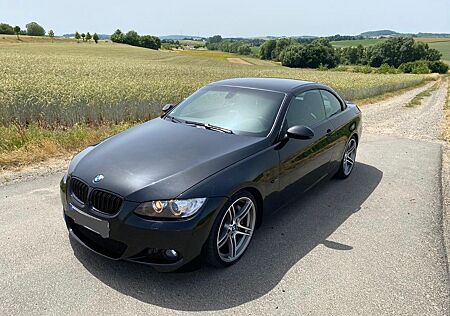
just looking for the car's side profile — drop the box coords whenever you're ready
[60,78,362,272]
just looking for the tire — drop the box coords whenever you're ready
[335,136,358,179]
[205,191,257,268]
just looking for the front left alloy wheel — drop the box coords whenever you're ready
[205,191,257,268]
[336,136,358,179]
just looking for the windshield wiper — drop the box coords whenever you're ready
[167,115,183,123]
[184,120,234,134]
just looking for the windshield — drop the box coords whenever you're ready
[167,85,286,137]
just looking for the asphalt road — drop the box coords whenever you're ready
[1,85,450,315]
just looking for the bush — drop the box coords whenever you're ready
[376,63,398,74]
[427,61,449,74]
[0,23,14,35]
[26,22,45,36]
[398,61,430,74]
[318,63,328,71]
[354,65,373,74]
[330,65,349,72]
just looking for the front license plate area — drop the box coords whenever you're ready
[67,204,109,238]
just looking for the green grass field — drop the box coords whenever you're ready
[428,41,450,64]
[0,39,430,167]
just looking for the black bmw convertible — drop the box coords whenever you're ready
[60,78,362,272]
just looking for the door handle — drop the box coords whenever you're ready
[326,129,333,136]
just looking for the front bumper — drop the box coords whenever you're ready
[61,177,227,272]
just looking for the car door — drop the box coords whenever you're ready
[278,89,335,200]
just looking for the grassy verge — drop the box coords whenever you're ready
[0,123,132,168]
[443,76,450,142]
[355,79,433,106]
[405,81,440,107]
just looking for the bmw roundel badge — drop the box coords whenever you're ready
[93,174,104,184]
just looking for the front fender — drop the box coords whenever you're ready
[178,144,281,211]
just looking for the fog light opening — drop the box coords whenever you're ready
[164,249,179,260]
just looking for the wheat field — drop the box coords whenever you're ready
[0,40,430,166]
[0,41,427,126]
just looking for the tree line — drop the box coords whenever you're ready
[0,22,47,37]
[111,29,161,50]
[207,35,448,74]
[74,31,100,43]
[0,21,102,44]
[206,35,252,55]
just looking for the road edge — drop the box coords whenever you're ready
[441,144,450,277]
[0,157,69,187]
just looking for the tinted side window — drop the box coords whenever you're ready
[285,90,326,128]
[320,90,342,118]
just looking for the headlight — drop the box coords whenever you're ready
[62,172,68,185]
[134,198,206,219]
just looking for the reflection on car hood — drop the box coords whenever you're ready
[72,118,266,201]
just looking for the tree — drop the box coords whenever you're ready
[110,29,125,43]
[124,30,139,46]
[14,26,21,39]
[48,29,55,42]
[0,23,15,35]
[280,39,338,69]
[426,48,442,62]
[366,37,441,68]
[110,29,161,50]
[260,39,277,60]
[273,38,291,61]
[139,35,161,49]
[81,33,85,41]
[238,44,251,55]
[208,35,223,44]
[93,33,99,43]
[85,32,92,42]
[74,31,81,43]
[26,22,45,36]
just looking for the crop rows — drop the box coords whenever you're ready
[0,42,426,127]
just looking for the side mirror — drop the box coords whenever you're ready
[286,125,314,140]
[162,104,175,113]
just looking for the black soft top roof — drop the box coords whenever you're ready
[210,77,316,93]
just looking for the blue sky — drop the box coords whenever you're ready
[1,0,449,37]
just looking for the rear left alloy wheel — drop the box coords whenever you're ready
[205,191,257,268]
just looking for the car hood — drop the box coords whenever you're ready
[72,118,266,201]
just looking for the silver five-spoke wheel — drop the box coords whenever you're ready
[343,138,357,176]
[216,197,256,263]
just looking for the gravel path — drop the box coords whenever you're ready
[362,80,447,142]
